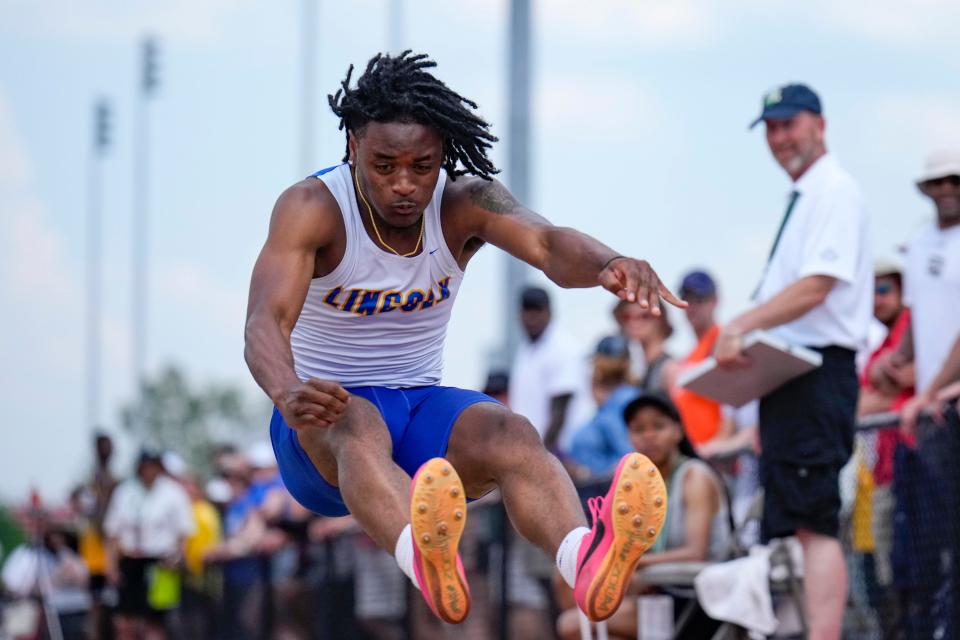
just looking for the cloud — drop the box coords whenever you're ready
[0,94,79,363]
[0,100,32,187]
[814,0,960,44]
[2,0,254,46]
[868,95,960,152]
[0,91,89,501]
[156,261,246,336]
[537,75,665,140]
[540,0,718,47]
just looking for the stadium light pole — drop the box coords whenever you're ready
[300,0,317,176]
[132,36,159,393]
[388,0,404,53]
[87,99,111,433]
[501,0,532,370]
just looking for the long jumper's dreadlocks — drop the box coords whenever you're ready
[328,51,499,180]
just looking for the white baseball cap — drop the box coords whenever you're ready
[205,477,233,503]
[246,440,277,469]
[917,149,960,185]
[162,451,187,477]
[874,256,903,277]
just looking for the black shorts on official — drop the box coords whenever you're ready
[760,460,843,540]
[758,345,858,541]
[116,556,166,622]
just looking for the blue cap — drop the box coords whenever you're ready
[595,335,629,357]
[679,270,716,298]
[750,84,822,129]
[520,286,550,310]
[482,370,509,396]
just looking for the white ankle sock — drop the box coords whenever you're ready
[556,526,591,589]
[394,524,420,590]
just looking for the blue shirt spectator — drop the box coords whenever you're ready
[567,335,639,477]
[568,384,638,476]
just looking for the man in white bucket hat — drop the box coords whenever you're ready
[891,149,960,431]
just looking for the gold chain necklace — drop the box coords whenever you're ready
[353,166,424,257]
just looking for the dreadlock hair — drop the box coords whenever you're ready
[328,51,499,181]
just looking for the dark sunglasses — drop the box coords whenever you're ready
[924,175,960,188]
[875,282,894,295]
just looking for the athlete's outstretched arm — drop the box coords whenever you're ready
[245,182,349,429]
[449,178,686,315]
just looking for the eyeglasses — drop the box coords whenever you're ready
[924,175,960,188]
[875,282,893,295]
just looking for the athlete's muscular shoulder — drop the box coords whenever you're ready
[442,176,523,221]
[268,178,346,276]
[269,178,340,247]
[440,176,526,265]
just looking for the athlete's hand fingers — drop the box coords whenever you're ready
[598,257,643,306]
[305,379,350,404]
[636,266,660,316]
[620,262,644,306]
[597,266,627,299]
[297,385,348,415]
[658,282,688,310]
[294,405,339,425]
[286,412,333,431]
[287,393,336,418]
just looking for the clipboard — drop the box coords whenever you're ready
[675,330,823,407]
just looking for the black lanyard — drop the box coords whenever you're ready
[753,190,800,300]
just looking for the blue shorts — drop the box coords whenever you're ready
[270,385,496,517]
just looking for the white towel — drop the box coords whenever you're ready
[694,545,780,635]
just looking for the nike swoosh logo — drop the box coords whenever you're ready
[429,248,439,255]
[577,518,605,575]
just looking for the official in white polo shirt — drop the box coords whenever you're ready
[894,150,960,431]
[715,84,872,640]
[104,448,195,638]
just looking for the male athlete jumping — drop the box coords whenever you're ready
[245,51,683,624]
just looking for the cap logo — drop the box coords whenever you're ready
[763,88,783,107]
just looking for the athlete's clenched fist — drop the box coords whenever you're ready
[279,378,350,430]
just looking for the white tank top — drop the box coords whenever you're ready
[290,163,463,388]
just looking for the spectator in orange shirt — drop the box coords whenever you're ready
[670,270,725,445]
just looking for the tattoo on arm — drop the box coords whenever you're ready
[468,180,521,215]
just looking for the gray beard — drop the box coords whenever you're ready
[784,154,808,176]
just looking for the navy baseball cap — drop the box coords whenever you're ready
[594,335,629,357]
[137,447,164,466]
[482,370,509,396]
[750,84,822,129]
[520,286,550,310]
[679,270,716,298]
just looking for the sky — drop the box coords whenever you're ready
[1,0,959,502]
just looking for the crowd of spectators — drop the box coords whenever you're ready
[2,140,959,639]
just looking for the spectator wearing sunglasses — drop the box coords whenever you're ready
[860,259,914,416]
[853,260,914,603]
[894,150,960,432]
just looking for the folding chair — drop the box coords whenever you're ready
[576,491,808,639]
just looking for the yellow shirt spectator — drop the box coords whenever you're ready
[79,525,108,575]
[184,499,222,577]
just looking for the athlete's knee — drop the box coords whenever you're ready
[296,395,391,478]
[479,410,546,466]
[319,395,390,451]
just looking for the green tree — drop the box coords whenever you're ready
[121,364,269,474]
